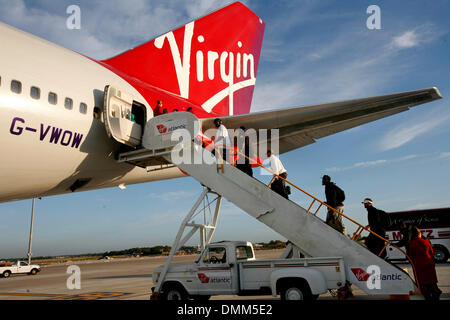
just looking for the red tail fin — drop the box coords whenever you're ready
[102,2,265,116]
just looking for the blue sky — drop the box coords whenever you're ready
[1,0,449,259]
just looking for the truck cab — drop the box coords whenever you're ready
[152,241,345,300]
[195,241,255,296]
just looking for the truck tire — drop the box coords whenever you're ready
[279,281,312,301]
[433,245,448,263]
[160,283,188,300]
[30,269,39,275]
[2,271,11,278]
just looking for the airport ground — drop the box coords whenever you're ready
[0,249,448,301]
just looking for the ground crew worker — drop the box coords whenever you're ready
[409,227,442,300]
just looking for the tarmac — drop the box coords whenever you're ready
[0,249,448,301]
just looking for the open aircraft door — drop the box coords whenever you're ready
[103,85,142,147]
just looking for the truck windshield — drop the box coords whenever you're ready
[203,247,226,264]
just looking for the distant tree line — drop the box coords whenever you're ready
[2,241,287,261]
[258,240,287,249]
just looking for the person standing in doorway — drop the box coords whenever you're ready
[155,100,164,116]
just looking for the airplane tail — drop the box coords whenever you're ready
[102,2,265,116]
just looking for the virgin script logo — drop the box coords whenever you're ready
[154,21,256,115]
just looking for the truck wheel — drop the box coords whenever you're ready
[433,245,448,263]
[280,283,312,301]
[161,283,187,300]
[30,269,38,275]
[2,271,11,278]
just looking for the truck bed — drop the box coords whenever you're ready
[239,257,346,292]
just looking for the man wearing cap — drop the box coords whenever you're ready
[212,118,231,162]
[363,198,389,259]
[322,175,346,234]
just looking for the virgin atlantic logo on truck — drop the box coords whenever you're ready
[197,273,210,284]
[156,124,167,134]
[351,267,403,281]
[351,268,370,281]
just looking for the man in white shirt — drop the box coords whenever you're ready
[267,150,288,199]
[213,118,231,162]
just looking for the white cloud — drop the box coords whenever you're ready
[439,152,450,159]
[253,81,305,110]
[325,153,428,172]
[0,0,233,59]
[148,190,197,201]
[378,110,449,151]
[326,159,387,172]
[392,30,418,49]
[388,24,442,52]
[354,160,387,168]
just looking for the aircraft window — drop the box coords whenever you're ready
[30,86,40,100]
[11,80,22,94]
[48,92,57,105]
[80,102,87,114]
[64,97,73,110]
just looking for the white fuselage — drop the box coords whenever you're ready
[0,22,183,203]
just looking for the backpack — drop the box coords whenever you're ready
[379,210,392,229]
[333,183,345,203]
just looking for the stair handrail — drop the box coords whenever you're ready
[221,145,421,295]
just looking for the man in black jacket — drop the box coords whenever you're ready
[322,175,346,234]
[235,126,253,177]
[363,198,389,258]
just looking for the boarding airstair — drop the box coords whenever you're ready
[117,113,422,299]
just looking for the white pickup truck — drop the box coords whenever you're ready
[152,241,346,300]
[0,261,41,278]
